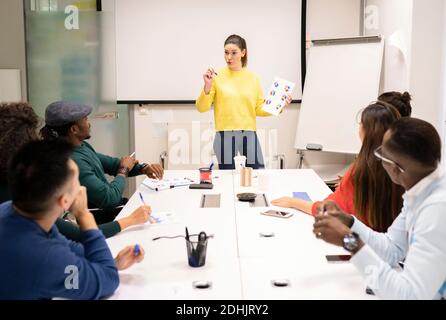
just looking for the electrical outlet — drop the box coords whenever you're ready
[138,106,150,115]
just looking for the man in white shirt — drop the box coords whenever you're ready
[313,117,446,300]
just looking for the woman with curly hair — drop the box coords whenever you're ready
[0,103,40,201]
[0,102,152,241]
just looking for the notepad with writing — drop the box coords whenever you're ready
[150,211,176,225]
[142,177,193,191]
[293,192,312,202]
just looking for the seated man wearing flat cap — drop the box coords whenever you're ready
[41,101,163,223]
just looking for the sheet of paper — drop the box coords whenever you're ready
[262,77,295,116]
[150,211,177,225]
[388,30,408,62]
[142,177,194,191]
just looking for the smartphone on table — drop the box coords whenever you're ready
[325,254,352,263]
[261,210,293,219]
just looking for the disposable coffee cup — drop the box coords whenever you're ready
[234,155,247,173]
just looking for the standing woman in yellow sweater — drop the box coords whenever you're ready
[196,34,292,169]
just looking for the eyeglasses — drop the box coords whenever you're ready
[374,146,405,173]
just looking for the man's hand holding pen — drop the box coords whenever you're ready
[141,163,164,180]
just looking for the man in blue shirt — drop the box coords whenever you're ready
[0,140,145,300]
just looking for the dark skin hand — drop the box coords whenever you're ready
[141,163,164,180]
[315,200,354,227]
[313,201,364,254]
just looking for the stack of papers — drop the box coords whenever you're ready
[142,177,194,191]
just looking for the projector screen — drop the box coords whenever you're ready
[115,0,304,103]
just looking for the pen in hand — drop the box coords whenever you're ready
[138,192,157,224]
[134,244,140,256]
[139,192,146,205]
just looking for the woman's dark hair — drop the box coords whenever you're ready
[224,34,248,67]
[385,117,441,168]
[0,103,40,183]
[378,91,412,117]
[8,140,74,214]
[352,101,404,232]
[40,123,74,140]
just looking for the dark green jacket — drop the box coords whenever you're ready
[0,182,9,206]
[72,142,143,210]
[0,181,121,241]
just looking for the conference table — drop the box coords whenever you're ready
[106,169,376,300]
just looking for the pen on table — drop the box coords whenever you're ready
[155,185,171,192]
[138,192,146,205]
[134,244,140,256]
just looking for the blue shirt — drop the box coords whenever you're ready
[0,201,119,300]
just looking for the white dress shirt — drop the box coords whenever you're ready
[350,167,446,299]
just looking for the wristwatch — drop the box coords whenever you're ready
[117,166,130,177]
[343,232,360,252]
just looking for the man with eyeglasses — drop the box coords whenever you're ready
[313,118,446,300]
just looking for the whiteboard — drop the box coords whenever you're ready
[115,0,302,102]
[0,69,21,103]
[294,40,384,154]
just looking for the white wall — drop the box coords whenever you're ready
[307,0,361,39]
[130,0,362,187]
[0,0,27,100]
[365,0,413,93]
[442,1,446,168]
[409,0,445,134]
[364,0,446,170]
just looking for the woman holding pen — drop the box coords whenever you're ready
[196,34,292,170]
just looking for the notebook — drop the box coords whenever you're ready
[292,192,312,202]
[142,177,194,191]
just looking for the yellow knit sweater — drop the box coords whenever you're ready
[196,67,271,131]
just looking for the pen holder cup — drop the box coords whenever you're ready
[186,235,208,267]
[199,168,212,184]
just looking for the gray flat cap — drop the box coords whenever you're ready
[45,101,92,126]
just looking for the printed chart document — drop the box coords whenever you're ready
[262,77,295,116]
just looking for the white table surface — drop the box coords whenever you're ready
[106,169,376,300]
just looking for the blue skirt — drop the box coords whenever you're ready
[213,130,265,170]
